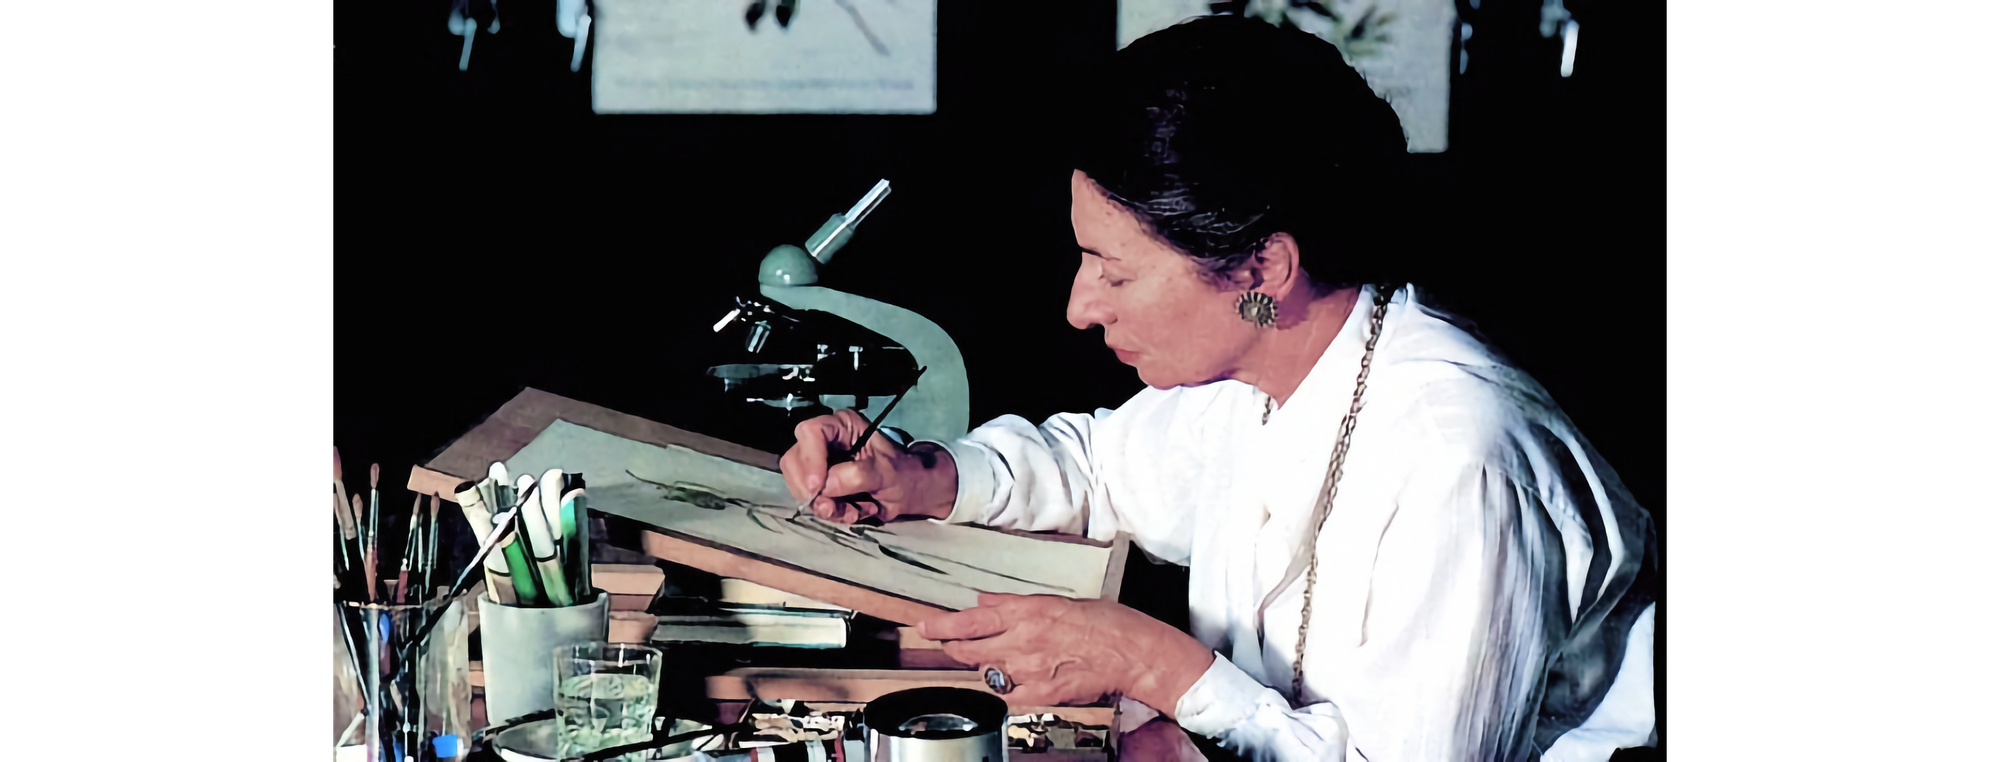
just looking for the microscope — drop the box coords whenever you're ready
[706,181,971,449]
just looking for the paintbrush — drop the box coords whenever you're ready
[335,448,362,551]
[517,473,573,606]
[425,494,443,601]
[333,446,349,506]
[368,464,382,591]
[333,492,360,587]
[800,366,927,517]
[370,464,384,600]
[355,494,378,602]
[407,494,427,602]
[397,494,421,603]
[332,491,371,705]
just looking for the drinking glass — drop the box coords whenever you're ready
[552,642,664,762]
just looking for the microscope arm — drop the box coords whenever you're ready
[758,284,970,443]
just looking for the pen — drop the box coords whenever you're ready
[800,366,927,517]
[488,465,549,603]
[539,468,567,573]
[497,515,544,605]
[455,481,513,604]
[560,473,590,601]
[516,473,573,606]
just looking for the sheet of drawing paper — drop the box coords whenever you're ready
[592,0,936,113]
[503,420,1109,610]
[1117,0,1454,152]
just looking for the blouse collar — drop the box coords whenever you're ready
[1259,283,1385,436]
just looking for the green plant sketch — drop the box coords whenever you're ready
[623,470,1075,595]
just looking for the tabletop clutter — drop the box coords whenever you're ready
[337,393,1128,761]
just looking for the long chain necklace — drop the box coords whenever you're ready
[1274,284,1394,701]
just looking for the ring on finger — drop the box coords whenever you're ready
[980,664,1014,695]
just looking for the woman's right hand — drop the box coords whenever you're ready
[778,409,960,525]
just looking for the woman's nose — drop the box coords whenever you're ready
[1067,267,1110,331]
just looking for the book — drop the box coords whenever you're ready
[652,607,848,649]
[610,593,654,612]
[592,563,665,597]
[719,578,849,613]
[609,610,658,644]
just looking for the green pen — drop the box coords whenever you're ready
[498,520,544,606]
[517,474,573,607]
[492,470,545,606]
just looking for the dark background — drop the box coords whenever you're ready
[336,0,1663,751]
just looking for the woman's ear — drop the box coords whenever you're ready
[1245,233,1304,298]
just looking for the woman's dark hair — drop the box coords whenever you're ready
[1072,15,1411,288]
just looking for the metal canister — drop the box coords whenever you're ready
[864,687,1009,762]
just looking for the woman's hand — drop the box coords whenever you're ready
[778,409,959,524]
[919,593,1217,717]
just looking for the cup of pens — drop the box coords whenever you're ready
[335,455,474,761]
[455,465,613,727]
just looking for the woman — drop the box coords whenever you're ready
[779,15,1657,761]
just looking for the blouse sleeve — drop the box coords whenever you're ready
[917,384,1232,564]
[926,409,1112,537]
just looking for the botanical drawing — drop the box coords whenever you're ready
[623,470,1076,595]
[741,0,893,56]
[1217,0,1397,61]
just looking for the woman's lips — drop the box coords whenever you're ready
[1112,347,1137,363]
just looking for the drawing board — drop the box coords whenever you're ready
[503,420,1115,612]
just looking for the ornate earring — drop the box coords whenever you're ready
[1236,291,1277,328]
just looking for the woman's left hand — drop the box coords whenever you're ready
[918,593,1217,717]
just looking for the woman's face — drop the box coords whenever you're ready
[1067,170,1256,389]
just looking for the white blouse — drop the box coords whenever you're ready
[930,284,1658,761]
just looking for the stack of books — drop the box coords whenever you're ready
[652,578,853,649]
[591,565,854,648]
